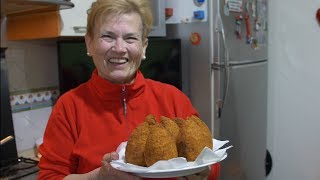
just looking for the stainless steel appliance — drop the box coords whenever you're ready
[167,0,268,179]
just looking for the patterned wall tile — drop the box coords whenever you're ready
[10,87,59,113]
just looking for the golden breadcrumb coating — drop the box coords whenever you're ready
[175,116,213,161]
[189,115,213,149]
[125,114,156,166]
[144,114,157,125]
[144,124,178,166]
[160,116,180,142]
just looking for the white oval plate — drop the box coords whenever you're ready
[133,160,220,178]
[110,139,231,178]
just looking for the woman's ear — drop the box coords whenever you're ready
[85,34,92,56]
[142,38,148,59]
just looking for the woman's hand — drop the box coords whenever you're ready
[96,152,140,180]
[178,166,210,180]
[64,152,140,180]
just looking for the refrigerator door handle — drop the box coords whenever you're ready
[214,0,230,66]
[212,64,230,119]
[212,5,231,119]
[216,99,224,118]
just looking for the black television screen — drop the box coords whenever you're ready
[140,38,182,90]
[57,40,95,95]
[57,38,182,95]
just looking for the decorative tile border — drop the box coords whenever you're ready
[10,87,60,113]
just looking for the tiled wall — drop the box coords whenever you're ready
[12,107,53,151]
[6,39,59,92]
[5,39,60,152]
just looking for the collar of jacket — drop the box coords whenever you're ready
[89,69,146,101]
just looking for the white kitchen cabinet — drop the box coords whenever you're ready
[6,0,93,40]
[59,0,94,36]
[6,0,165,40]
[60,0,166,37]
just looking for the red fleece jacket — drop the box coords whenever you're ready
[38,70,220,179]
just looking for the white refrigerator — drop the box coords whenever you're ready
[166,0,268,179]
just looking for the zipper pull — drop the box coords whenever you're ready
[121,85,127,116]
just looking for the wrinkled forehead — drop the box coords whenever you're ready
[94,11,144,37]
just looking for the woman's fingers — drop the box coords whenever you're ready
[196,166,210,177]
[178,166,210,180]
[102,152,119,162]
[100,152,139,180]
[101,160,140,180]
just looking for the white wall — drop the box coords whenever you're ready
[12,107,51,151]
[267,1,320,180]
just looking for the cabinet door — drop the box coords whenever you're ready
[149,0,166,37]
[59,0,165,37]
[7,11,61,40]
[59,0,94,36]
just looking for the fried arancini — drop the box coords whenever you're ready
[160,116,180,142]
[144,114,157,125]
[144,124,178,167]
[173,117,185,127]
[175,116,213,161]
[126,114,213,167]
[125,114,156,166]
[189,115,213,149]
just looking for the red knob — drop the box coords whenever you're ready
[316,8,320,24]
[165,8,173,18]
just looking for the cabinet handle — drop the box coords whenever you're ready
[0,135,14,145]
[73,26,87,33]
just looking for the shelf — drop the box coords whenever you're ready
[1,0,74,16]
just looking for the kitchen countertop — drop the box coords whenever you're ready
[1,149,39,180]
[18,148,39,161]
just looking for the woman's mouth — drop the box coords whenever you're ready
[108,58,128,65]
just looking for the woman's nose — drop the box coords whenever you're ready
[112,39,126,52]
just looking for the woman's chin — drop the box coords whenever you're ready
[109,73,134,84]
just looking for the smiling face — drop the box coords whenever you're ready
[85,12,148,84]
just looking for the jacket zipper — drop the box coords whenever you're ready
[121,85,129,136]
[121,85,127,116]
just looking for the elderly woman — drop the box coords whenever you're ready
[38,0,220,179]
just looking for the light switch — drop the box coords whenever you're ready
[194,10,205,20]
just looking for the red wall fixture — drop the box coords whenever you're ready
[316,8,320,24]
